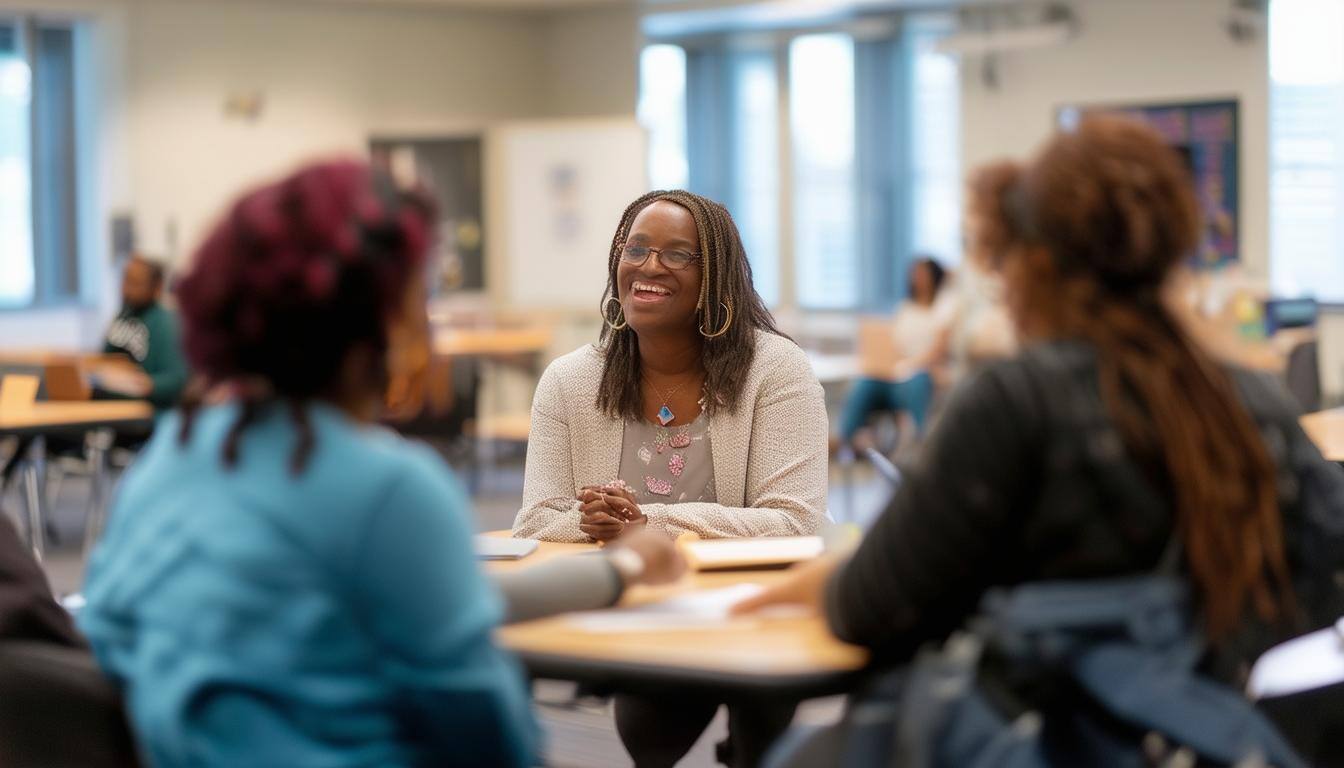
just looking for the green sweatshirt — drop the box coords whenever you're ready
[101,302,188,409]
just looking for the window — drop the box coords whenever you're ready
[638,13,961,311]
[0,17,78,309]
[639,44,689,191]
[730,51,780,306]
[0,24,34,306]
[1270,0,1344,302]
[907,19,961,266]
[790,33,857,310]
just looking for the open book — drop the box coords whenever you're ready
[681,536,824,571]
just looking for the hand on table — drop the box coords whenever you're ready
[577,483,646,542]
[607,529,686,586]
[731,554,845,616]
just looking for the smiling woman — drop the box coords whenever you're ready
[510,189,829,767]
[511,189,827,543]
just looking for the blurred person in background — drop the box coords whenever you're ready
[834,256,955,454]
[93,255,188,411]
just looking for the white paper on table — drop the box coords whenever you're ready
[1247,618,1344,700]
[565,583,768,632]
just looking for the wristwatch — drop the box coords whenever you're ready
[606,547,647,586]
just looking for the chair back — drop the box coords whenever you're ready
[857,318,897,379]
[1286,339,1322,413]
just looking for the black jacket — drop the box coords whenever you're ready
[828,339,1344,680]
[0,515,84,648]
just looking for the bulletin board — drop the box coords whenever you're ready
[1057,98,1240,268]
[490,118,648,310]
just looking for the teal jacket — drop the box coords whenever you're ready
[102,302,188,409]
[79,403,537,767]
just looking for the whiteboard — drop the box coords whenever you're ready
[491,118,648,310]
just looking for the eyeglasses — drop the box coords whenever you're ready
[620,244,702,271]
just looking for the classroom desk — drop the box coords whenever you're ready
[0,350,125,366]
[0,401,154,437]
[485,533,869,700]
[1302,408,1344,464]
[0,400,153,560]
[1193,325,1316,375]
[433,327,551,358]
[805,352,861,387]
[433,328,551,484]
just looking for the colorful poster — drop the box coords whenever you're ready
[1059,99,1240,268]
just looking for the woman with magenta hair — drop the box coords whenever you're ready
[76,162,536,767]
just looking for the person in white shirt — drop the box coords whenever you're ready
[836,257,954,450]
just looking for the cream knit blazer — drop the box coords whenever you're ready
[511,331,828,542]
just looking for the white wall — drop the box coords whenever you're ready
[125,0,551,263]
[960,0,1269,275]
[539,5,640,117]
[0,0,641,349]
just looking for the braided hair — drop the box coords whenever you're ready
[596,190,784,421]
[175,160,435,474]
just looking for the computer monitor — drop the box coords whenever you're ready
[1264,297,1318,335]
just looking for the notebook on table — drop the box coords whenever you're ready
[681,536,824,571]
[474,536,539,561]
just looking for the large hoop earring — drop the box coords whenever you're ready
[699,300,733,338]
[603,296,628,331]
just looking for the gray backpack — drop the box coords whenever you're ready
[832,552,1306,768]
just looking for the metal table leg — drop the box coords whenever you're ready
[82,428,114,556]
[20,436,46,562]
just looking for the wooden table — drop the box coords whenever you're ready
[0,401,154,437]
[0,400,154,560]
[486,534,868,700]
[1189,324,1315,375]
[433,328,552,490]
[1302,408,1344,464]
[0,350,126,366]
[434,327,551,358]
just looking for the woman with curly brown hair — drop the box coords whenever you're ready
[740,116,1344,761]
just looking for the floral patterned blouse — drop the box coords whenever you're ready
[616,412,716,505]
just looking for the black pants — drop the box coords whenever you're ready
[614,693,798,768]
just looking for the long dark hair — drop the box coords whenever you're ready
[596,190,783,420]
[175,160,435,474]
[970,116,1292,638]
[909,256,947,302]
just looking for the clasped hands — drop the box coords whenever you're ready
[577,481,646,542]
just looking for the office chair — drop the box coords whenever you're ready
[1286,339,1322,413]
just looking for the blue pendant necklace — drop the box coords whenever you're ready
[645,376,689,426]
